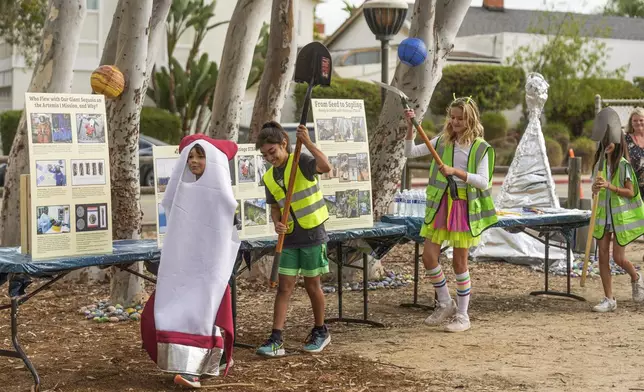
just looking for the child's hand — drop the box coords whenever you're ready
[404,109,415,124]
[592,177,608,194]
[274,222,288,235]
[296,125,312,146]
[439,164,456,177]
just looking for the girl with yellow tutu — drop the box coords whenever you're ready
[404,97,497,332]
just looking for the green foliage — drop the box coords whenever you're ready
[139,107,182,145]
[0,110,22,155]
[509,11,632,134]
[543,122,571,152]
[570,136,597,173]
[582,119,594,139]
[247,23,270,89]
[294,77,381,138]
[634,77,644,93]
[148,0,228,135]
[495,147,516,166]
[545,136,564,167]
[0,0,46,66]
[480,112,508,144]
[603,0,644,17]
[430,65,525,114]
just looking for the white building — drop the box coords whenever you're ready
[0,0,319,115]
[324,0,644,85]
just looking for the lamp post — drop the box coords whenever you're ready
[363,0,408,107]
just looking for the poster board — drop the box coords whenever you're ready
[311,99,374,230]
[25,93,113,259]
[153,99,374,243]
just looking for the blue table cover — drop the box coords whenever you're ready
[0,222,407,277]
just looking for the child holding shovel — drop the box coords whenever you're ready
[255,121,332,356]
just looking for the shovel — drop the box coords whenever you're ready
[270,42,333,287]
[372,80,459,200]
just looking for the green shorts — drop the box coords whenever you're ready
[278,244,330,278]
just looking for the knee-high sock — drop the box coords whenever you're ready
[427,265,450,303]
[455,270,471,314]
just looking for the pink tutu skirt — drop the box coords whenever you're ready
[420,188,480,249]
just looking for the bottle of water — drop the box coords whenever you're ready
[415,190,423,217]
[401,190,409,216]
[393,190,402,216]
[419,191,426,218]
[411,190,420,217]
[404,189,413,217]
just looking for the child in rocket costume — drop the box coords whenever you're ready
[141,134,240,388]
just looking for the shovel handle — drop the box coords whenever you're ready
[580,190,600,287]
[401,99,444,166]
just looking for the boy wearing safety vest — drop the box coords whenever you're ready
[404,97,497,332]
[590,108,644,312]
[255,121,332,356]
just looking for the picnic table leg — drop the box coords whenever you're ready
[529,231,585,302]
[325,244,384,327]
[9,297,41,391]
[399,241,433,310]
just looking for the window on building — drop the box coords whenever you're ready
[87,0,99,10]
[341,51,380,66]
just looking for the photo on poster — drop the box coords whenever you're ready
[337,153,350,183]
[75,203,109,232]
[36,205,71,235]
[71,159,106,186]
[359,190,371,216]
[356,153,369,181]
[156,157,178,193]
[229,160,236,186]
[345,189,360,218]
[35,159,67,187]
[238,155,256,183]
[317,119,335,141]
[332,117,345,142]
[158,203,167,234]
[348,154,358,181]
[244,198,267,227]
[335,191,347,218]
[352,117,367,142]
[76,114,106,143]
[30,113,73,144]
[234,200,242,230]
[324,195,337,216]
[256,155,270,186]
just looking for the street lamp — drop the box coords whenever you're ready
[363,0,408,106]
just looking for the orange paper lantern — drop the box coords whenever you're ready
[90,65,125,99]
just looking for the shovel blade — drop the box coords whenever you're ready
[294,42,332,87]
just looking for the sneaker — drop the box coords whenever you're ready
[445,312,471,333]
[303,325,331,353]
[174,374,201,388]
[256,336,285,357]
[592,297,617,313]
[632,274,644,303]
[424,299,457,326]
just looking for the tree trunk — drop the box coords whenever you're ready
[208,0,270,141]
[248,0,297,142]
[102,0,171,306]
[0,0,86,246]
[369,0,471,219]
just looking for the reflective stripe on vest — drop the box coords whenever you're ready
[424,136,498,237]
[263,154,329,233]
[593,158,644,246]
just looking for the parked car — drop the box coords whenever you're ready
[139,134,169,187]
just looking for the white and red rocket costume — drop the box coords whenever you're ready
[141,134,240,377]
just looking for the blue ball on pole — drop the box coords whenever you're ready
[398,37,427,67]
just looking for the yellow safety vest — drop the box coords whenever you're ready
[424,136,497,237]
[593,158,644,246]
[263,154,328,234]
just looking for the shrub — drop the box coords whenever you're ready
[0,110,22,155]
[582,120,594,139]
[545,136,563,167]
[547,78,644,135]
[480,112,508,144]
[294,77,380,140]
[139,107,182,144]
[430,64,525,114]
[543,122,571,154]
[570,136,597,173]
[495,146,516,166]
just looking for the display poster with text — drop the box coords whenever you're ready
[26,93,113,259]
[311,99,374,230]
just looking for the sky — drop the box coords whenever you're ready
[316,0,609,37]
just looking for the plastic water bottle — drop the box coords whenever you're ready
[411,190,420,217]
[419,191,426,218]
[401,190,409,216]
[415,190,423,217]
[404,190,414,216]
[393,190,402,216]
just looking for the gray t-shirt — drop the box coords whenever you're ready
[265,153,329,249]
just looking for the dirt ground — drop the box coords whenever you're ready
[2,242,644,392]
